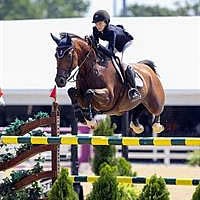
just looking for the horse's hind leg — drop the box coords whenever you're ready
[152,115,164,134]
[129,104,146,134]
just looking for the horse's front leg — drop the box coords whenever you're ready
[83,89,98,129]
[68,87,87,124]
[84,89,95,121]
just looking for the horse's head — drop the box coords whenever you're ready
[51,33,78,87]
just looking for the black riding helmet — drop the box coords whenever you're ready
[92,10,110,24]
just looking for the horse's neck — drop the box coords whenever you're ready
[74,39,96,71]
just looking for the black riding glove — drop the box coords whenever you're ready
[85,35,99,49]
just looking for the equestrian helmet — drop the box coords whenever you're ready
[92,10,110,24]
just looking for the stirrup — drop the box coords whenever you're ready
[128,88,141,100]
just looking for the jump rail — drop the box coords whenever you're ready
[0,136,200,146]
[69,176,200,186]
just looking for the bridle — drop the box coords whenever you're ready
[56,44,94,82]
[56,46,74,81]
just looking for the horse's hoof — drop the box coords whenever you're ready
[130,121,144,134]
[85,119,97,130]
[152,123,164,134]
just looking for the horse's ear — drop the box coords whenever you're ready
[50,33,59,45]
[66,33,72,44]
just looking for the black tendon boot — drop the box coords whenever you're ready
[125,65,141,100]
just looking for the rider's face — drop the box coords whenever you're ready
[95,21,107,32]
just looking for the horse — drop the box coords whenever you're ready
[51,33,165,134]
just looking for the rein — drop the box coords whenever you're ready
[67,47,93,82]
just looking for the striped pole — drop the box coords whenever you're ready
[69,176,200,186]
[0,136,200,146]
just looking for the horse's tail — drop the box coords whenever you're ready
[138,59,157,74]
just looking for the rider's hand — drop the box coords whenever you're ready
[85,35,92,46]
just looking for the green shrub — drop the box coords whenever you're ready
[86,164,119,200]
[138,174,170,200]
[188,150,200,166]
[192,183,200,200]
[87,164,139,200]
[92,117,116,175]
[48,168,78,200]
[114,158,138,200]
[118,184,138,200]
[113,157,137,177]
[91,117,139,199]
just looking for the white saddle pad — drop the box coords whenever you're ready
[112,58,143,88]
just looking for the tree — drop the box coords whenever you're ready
[35,0,90,18]
[48,168,78,200]
[139,174,170,200]
[86,165,119,200]
[0,0,89,20]
[192,184,200,200]
[126,0,200,17]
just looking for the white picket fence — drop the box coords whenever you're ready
[115,145,200,165]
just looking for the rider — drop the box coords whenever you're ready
[91,10,141,100]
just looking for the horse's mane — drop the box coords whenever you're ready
[68,33,86,42]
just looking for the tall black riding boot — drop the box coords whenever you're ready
[125,65,141,100]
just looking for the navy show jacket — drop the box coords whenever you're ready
[93,24,134,52]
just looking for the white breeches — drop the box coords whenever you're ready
[115,40,134,71]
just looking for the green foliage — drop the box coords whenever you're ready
[90,118,139,199]
[93,117,116,137]
[0,0,90,20]
[87,164,139,200]
[86,164,119,200]
[92,117,116,175]
[0,129,46,163]
[34,111,49,119]
[126,1,200,17]
[0,152,15,162]
[15,144,32,156]
[118,184,138,200]
[3,118,25,136]
[24,182,43,200]
[0,181,42,200]
[48,168,78,200]
[0,112,48,137]
[138,174,170,200]
[113,157,137,177]
[126,4,177,17]
[188,150,200,166]
[113,157,138,199]
[0,158,44,199]
[192,183,200,200]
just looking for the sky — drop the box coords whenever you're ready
[88,0,179,17]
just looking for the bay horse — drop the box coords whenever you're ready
[51,33,165,134]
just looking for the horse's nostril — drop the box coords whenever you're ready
[60,77,65,84]
[55,76,66,87]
